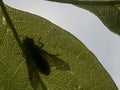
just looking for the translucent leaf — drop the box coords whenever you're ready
[0,4,118,90]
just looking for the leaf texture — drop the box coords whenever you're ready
[0,4,118,90]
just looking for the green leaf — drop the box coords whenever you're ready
[47,0,120,35]
[0,4,118,90]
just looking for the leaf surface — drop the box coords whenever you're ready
[0,4,118,90]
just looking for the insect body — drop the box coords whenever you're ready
[22,37,50,75]
[22,37,70,89]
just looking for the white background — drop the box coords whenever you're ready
[3,0,120,89]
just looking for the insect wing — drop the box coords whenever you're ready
[26,58,40,89]
[49,55,70,71]
[40,50,70,71]
[26,56,47,90]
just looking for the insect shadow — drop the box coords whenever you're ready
[22,37,70,89]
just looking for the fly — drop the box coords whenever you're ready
[22,37,70,89]
[22,37,50,75]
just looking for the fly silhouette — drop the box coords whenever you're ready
[22,37,70,89]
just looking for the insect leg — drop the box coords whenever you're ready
[38,37,44,48]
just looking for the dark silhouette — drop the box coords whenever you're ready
[22,37,51,75]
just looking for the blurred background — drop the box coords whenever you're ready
[3,0,120,89]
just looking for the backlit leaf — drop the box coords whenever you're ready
[0,4,118,90]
